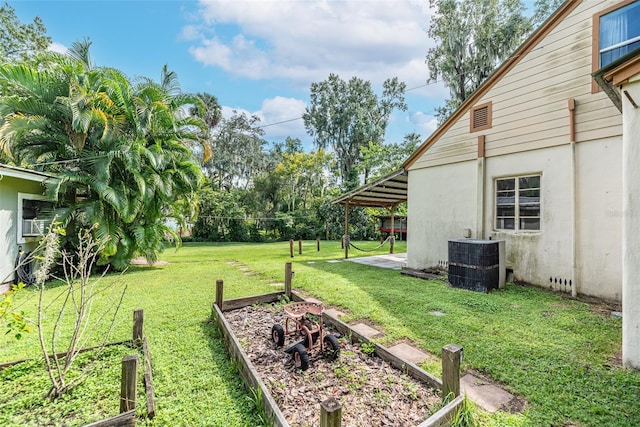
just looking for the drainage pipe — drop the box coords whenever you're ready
[569,99,577,297]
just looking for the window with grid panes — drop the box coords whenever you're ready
[495,175,540,231]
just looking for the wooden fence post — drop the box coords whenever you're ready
[133,309,144,346]
[317,239,320,251]
[442,344,463,399]
[320,397,342,427]
[289,239,294,258]
[216,279,224,310]
[298,239,302,255]
[120,355,138,413]
[285,262,292,299]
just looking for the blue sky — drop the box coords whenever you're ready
[10,0,534,149]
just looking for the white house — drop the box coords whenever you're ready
[0,164,57,293]
[404,0,640,303]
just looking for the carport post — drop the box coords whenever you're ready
[344,202,350,259]
[389,205,395,254]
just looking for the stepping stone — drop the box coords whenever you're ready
[461,373,516,413]
[325,308,345,318]
[429,310,447,317]
[327,260,342,263]
[269,282,285,287]
[388,343,430,365]
[350,323,382,338]
[307,261,316,264]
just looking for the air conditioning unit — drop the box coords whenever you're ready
[448,239,505,293]
[22,219,50,237]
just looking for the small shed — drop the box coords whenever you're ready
[0,164,58,292]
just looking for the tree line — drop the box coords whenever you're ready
[0,0,561,269]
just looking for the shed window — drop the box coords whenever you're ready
[470,102,492,132]
[495,175,540,231]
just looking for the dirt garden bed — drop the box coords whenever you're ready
[224,302,442,426]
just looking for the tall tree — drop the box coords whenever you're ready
[426,0,532,123]
[189,92,221,163]
[358,132,422,181]
[0,2,51,63]
[303,73,406,189]
[0,41,205,269]
[427,0,564,123]
[205,111,266,190]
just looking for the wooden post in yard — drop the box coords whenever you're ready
[120,355,139,413]
[133,309,144,346]
[285,262,292,299]
[442,344,463,399]
[298,239,302,255]
[289,239,294,258]
[317,238,320,251]
[215,279,224,310]
[320,397,342,427]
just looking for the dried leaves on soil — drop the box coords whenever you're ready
[225,303,440,427]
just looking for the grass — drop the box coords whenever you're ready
[0,239,638,426]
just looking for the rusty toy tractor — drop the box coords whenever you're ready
[271,301,340,371]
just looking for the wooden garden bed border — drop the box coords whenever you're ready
[214,286,465,427]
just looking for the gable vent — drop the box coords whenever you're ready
[471,101,492,132]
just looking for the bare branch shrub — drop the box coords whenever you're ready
[34,224,128,399]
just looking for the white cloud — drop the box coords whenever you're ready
[408,111,438,135]
[48,41,68,54]
[189,0,435,90]
[221,96,308,142]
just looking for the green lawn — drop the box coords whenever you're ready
[1,240,638,426]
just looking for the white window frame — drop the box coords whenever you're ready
[17,192,51,244]
[494,175,541,232]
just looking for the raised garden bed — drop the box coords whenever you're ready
[212,280,465,427]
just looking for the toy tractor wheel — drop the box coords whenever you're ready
[323,334,340,361]
[271,324,285,347]
[291,343,309,370]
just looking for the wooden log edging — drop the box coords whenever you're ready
[82,409,136,427]
[221,291,286,312]
[417,394,466,427]
[212,302,289,427]
[216,289,464,426]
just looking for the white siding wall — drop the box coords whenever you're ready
[574,136,622,300]
[407,0,626,300]
[407,161,477,270]
[486,146,575,288]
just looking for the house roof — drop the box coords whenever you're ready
[0,164,58,183]
[332,168,408,208]
[403,0,581,170]
[592,46,640,112]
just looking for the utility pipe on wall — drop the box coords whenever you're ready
[568,98,577,297]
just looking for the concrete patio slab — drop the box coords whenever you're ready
[350,323,382,338]
[461,373,516,413]
[388,342,430,365]
[347,253,407,270]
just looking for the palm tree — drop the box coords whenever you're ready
[0,40,205,269]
